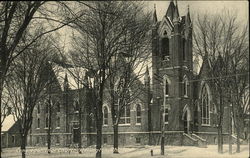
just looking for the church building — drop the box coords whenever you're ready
[29,1,231,147]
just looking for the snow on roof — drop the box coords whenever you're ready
[52,64,86,90]
[2,115,16,132]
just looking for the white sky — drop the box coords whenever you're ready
[146,1,249,24]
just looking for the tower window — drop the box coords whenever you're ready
[183,38,186,61]
[164,106,169,124]
[165,79,169,96]
[183,76,188,97]
[37,118,40,128]
[37,104,40,114]
[161,37,170,60]
[45,116,49,128]
[57,117,60,128]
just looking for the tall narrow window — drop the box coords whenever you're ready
[37,104,40,114]
[183,76,188,97]
[103,107,108,125]
[164,107,169,124]
[119,105,130,124]
[45,104,48,114]
[37,118,40,128]
[183,39,186,61]
[165,79,169,96]
[57,117,60,128]
[12,135,15,144]
[162,37,170,60]
[136,105,141,124]
[56,135,60,144]
[201,85,210,125]
[57,102,60,112]
[45,116,48,128]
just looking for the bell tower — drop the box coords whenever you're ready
[151,1,194,133]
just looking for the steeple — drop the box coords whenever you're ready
[144,66,150,84]
[175,0,179,18]
[173,5,179,23]
[166,0,176,21]
[185,5,192,27]
[153,4,158,24]
[63,73,69,91]
[83,72,89,88]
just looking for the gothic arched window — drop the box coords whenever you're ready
[165,79,169,96]
[183,38,186,61]
[183,76,188,97]
[37,118,40,128]
[164,107,169,124]
[163,76,170,97]
[103,106,108,125]
[37,103,40,114]
[161,37,170,60]
[201,85,210,125]
[57,117,60,128]
[136,104,141,124]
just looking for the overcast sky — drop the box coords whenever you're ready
[146,1,248,24]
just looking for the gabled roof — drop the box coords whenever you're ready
[2,115,16,132]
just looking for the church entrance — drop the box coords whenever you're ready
[183,112,188,133]
[182,105,191,134]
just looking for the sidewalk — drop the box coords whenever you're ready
[2,144,249,158]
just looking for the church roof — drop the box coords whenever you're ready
[2,115,16,133]
[52,64,87,90]
[165,0,176,22]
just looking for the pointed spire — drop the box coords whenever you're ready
[83,72,89,87]
[175,0,179,17]
[173,5,179,23]
[186,5,191,26]
[64,73,69,91]
[153,4,158,24]
[166,0,176,21]
[144,66,150,84]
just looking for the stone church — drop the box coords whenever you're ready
[29,1,230,147]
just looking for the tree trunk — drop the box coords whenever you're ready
[78,107,82,154]
[0,70,4,156]
[0,91,2,155]
[47,125,51,154]
[96,99,103,158]
[160,133,164,155]
[236,127,240,153]
[96,116,102,158]
[47,103,52,154]
[228,106,232,154]
[21,134,27,158]
[113,124,119,153]
[218,125,223,154]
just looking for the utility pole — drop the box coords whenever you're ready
[161,77,166,155]
[229,103,232,155]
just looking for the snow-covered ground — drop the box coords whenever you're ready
[2,145,249,158]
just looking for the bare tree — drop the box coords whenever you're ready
[227,24,249,153]
[106,9,151,152]
[0,2,88,154]
[4,35,58,158]
[67,2,151,158]
[193,10,249,154]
